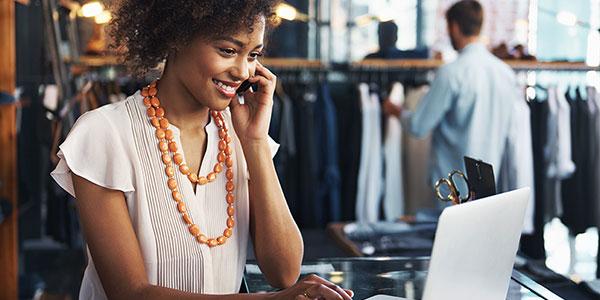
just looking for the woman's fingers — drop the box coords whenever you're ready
[244,76,274,99]
[255,60,276,81]
[302,281,344,300]
[301,275,352,300]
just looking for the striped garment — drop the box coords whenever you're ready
[51,91,278,299]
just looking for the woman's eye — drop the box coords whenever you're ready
[219,48,236,56]
[249,51,264,61]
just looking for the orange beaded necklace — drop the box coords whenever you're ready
[141,80,235,247]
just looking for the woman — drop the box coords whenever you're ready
[51,1,353,299]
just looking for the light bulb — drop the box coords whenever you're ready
[556,11,577,27]
[276,3,297,21]
[81,1,104,18]
[95,10,111,24]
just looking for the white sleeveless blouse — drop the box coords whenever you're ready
[51,91,278,299]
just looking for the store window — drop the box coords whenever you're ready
[323,0,434,62]
[536,0,592,61]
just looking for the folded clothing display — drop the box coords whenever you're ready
[343,220,436,256]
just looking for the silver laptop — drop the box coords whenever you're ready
[367,187,530,300]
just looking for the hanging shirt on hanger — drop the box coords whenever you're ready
[356,83,383,222]
[402,86,434,214]
[383,82,405,221]
[314,83,341,223]
[499,90,535,234]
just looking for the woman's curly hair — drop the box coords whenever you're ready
[109,0,281,76]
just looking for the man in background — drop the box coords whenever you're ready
[385,0,518,194]
[365,21,429,59]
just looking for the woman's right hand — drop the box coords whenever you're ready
[271,274,354,300]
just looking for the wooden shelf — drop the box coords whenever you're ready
[66,56,600,72]
[353,59,444,69]
[260,58,324,69]
[354,59,599,72]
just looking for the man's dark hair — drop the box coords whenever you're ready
[378,21,398,49]
[445,0,483,36]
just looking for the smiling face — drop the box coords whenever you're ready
[168,16,266,111]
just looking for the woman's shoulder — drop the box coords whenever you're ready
[73,91,141,132]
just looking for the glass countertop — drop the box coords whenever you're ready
[245,257,560,300]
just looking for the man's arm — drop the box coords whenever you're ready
[402,66,456,138]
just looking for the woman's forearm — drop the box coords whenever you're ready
[242,139,304,288]
[133,284,276,300]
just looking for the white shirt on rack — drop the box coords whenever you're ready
[383,82,405,220]
[51,91,278,299]
[356,83,383,222]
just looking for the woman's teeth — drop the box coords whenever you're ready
[213,80,235,93]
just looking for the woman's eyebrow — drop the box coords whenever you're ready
[216,37,263,50]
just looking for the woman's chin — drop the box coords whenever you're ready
[209,99,233,112]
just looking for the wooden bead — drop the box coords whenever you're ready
[198,176,208,185]
[148,87,158,97]
[196,234,208,244]
[226,157,233,168]
[223,228,233,238]
[173,153,184,165]
[211,111,219,118]
[147,107,156,117]
[188,173,198,183]
[165,130,174,141]
[213,164,222,173]
[179,164,190,175]
[155,107,165,118]
[218,140,226,151]
[150,117,160,128]
[207,172,216,182]
[168,141,177,152]
[159,141,169,152]
[155,129,166,139]
[167,178,178,190]
[216,118,224,128]
[188,224,200,236]
[165,166,174,177]
[161,153,172,164]
[226,181,234,192]
[149,81,157,88]
[217,236,227,245]
[226,169,233,180]
[227,205,235,217]
[141,87,149,97]
[182,213,193,225]
[225,145,233,156]
[208,239,218,247]
[225,135,232,144]
[217,152,226,163]
[150,96,160,107]
[172,191,182,202]
[143,97,151,107]
[159,118,169,129]
[177,201,187,213]
[226,193,235,204]
[227,217,235,228]
[219,129,227,139]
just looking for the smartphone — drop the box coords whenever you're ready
[463,156,496,200]
[236,80,252,95]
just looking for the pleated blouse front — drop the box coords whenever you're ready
[51,91,278,299]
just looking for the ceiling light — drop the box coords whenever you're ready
[556,11,577,27]
[276,3,297,21]
[94,10,111,24]
[81,1,104,18]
